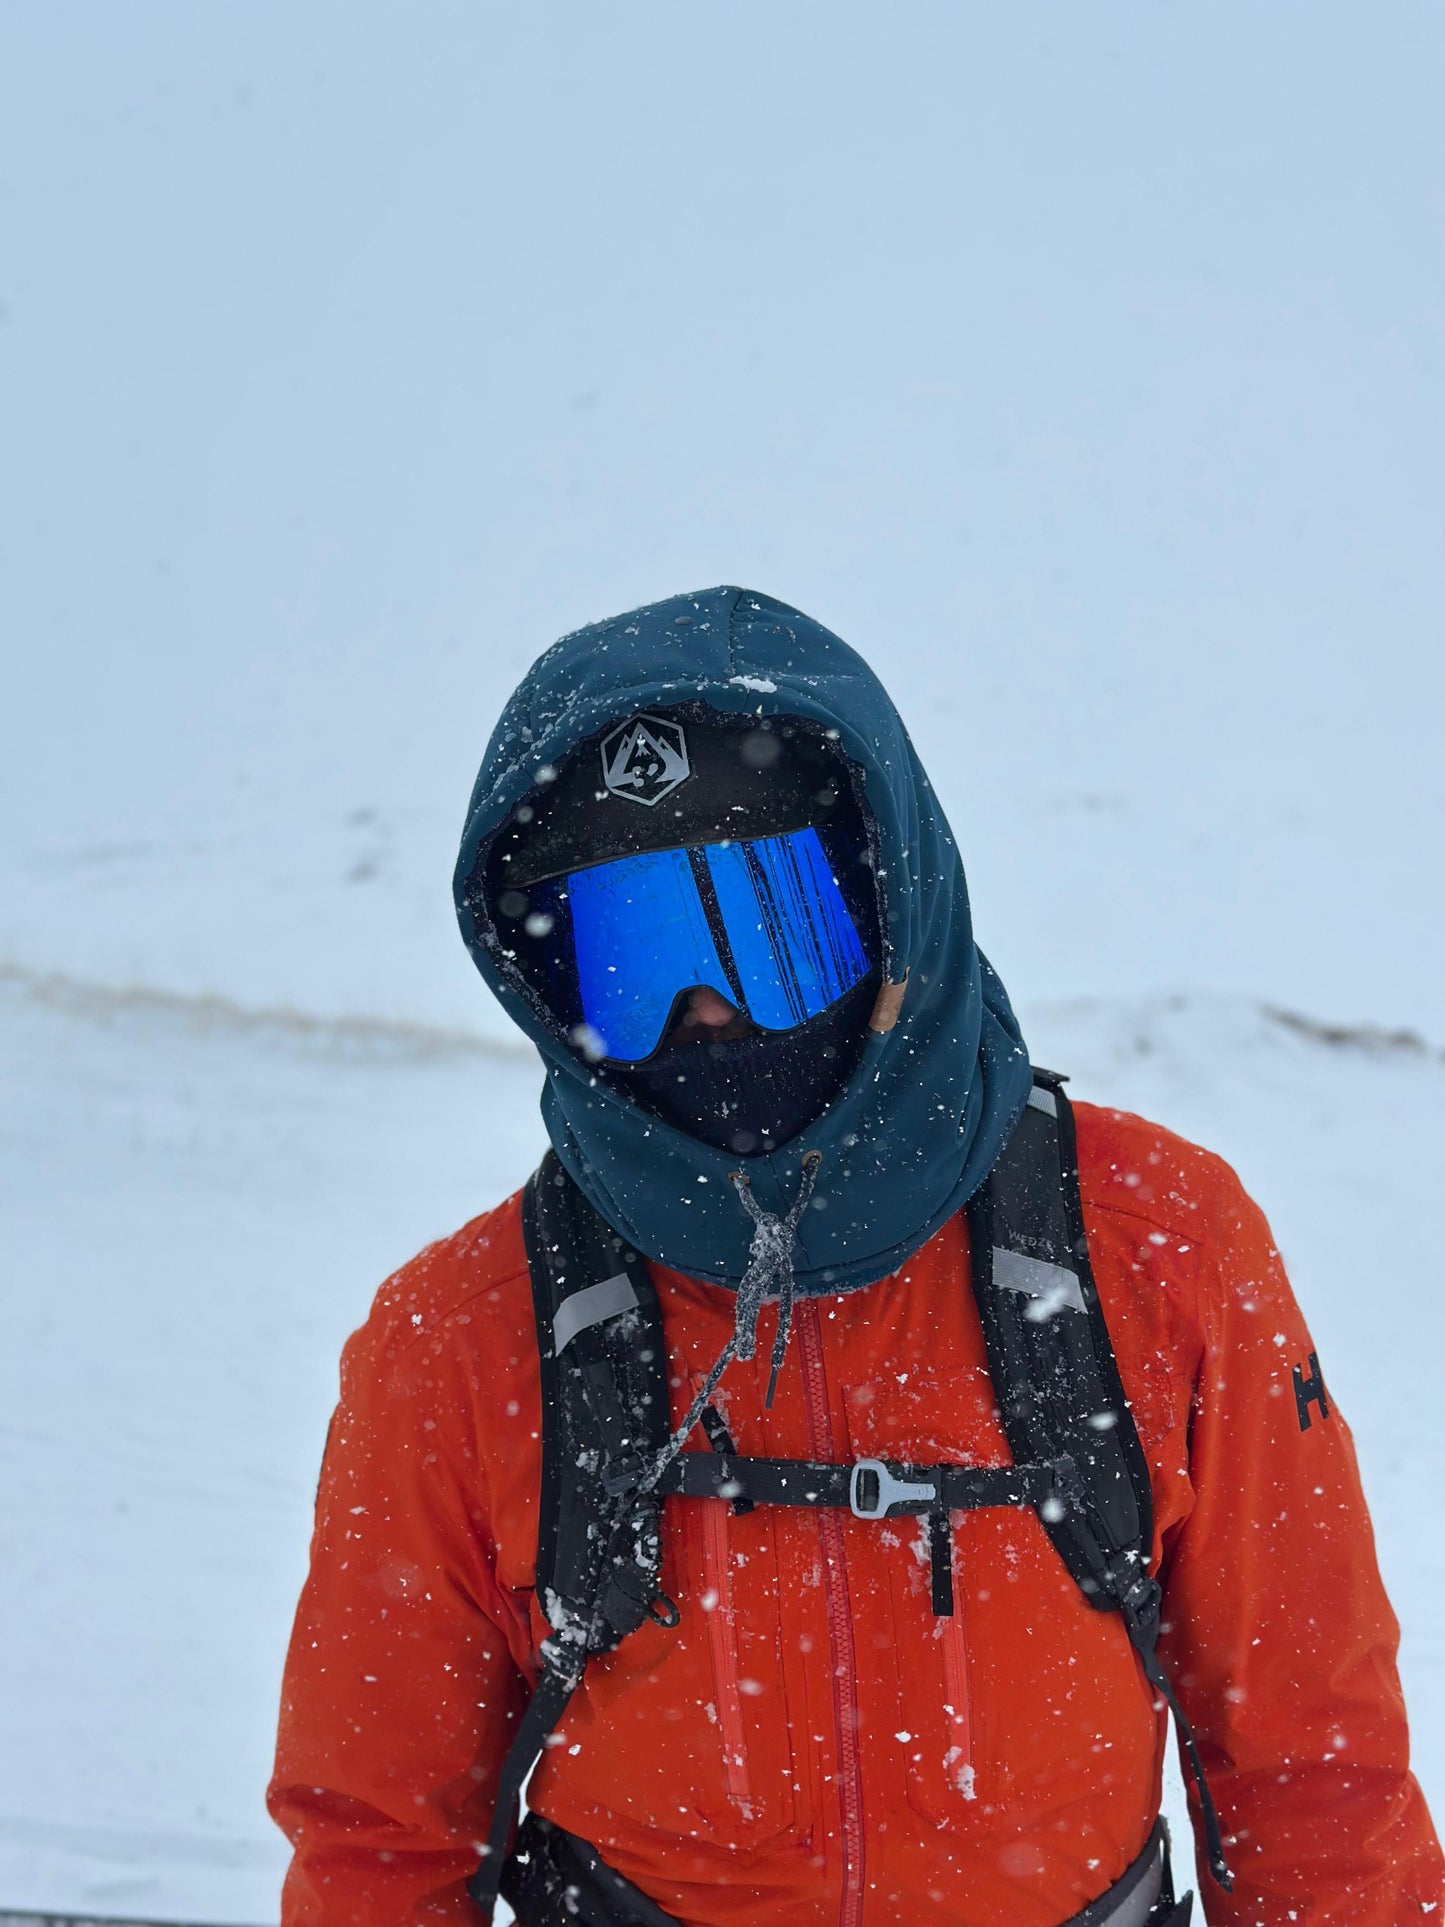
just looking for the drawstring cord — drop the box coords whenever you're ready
[730,1149,823,1407]
[641,1150,823,1492]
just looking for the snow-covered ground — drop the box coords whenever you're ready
[2,963,1440,1922]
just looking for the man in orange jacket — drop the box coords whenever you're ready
[269,589,1442,1925]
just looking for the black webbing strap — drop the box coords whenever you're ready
[501,1812,684,1927]
[1055,1815,1183,1927]
[927,1506,955,1616]
[1112,1567,1233,1892]
[466,1661,580,1920]
[651,1450,1072,1516]
[497,1808,1189,1927]
[969,1075,1233,1894]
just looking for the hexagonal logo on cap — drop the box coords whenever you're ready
[599,714,691,808]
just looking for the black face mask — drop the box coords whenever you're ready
[603,974,877,1156]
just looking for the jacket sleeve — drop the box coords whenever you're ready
[1157,1163,1442,1924]
[267,1309,531,1926]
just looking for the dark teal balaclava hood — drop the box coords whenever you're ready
[455,586,1031,1298]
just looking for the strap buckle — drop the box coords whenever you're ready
[849,1458,939,1520]
[1113,1564,1163,1633]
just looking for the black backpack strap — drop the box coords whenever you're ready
[469,1662,579,1919]
[502,1812,683,1927]
[967,1070,1232,1893]
[500,1810,1188,1927]
[468,1153,674,1921]
[526,1150,670,1639]
[967,1073,1153,1596]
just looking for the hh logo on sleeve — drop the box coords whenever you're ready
[1293,1351,1330,1431]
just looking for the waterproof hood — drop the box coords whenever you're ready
[455,586,1032,1295]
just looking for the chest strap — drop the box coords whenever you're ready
[652,1435,1076,1621]
[652,1447,1072,1517]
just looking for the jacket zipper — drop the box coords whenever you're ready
[700,1493,754,1817]
[796,1300,866,1927]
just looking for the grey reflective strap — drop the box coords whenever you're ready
[1100,1858,1163,1927]
[552,1272,639,1355]
[993,1246,1087,1315]
[1056,1817,1172,1927]
[1026,1084,1059,1117]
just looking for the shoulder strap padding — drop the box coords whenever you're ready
[524,1151,670,1654]
[966,1071,1154,1603]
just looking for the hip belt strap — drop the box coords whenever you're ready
[501,1812,1191,1927]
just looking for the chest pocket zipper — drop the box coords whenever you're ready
[937,1581,975,1800]
[699,1496,754,1818]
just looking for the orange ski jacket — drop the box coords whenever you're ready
[269,1102,1442,1925]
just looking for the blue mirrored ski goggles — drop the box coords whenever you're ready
[526,824,874,1064]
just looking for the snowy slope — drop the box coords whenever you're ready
[2,967,1440,1922]
[3,5,1444,1042]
